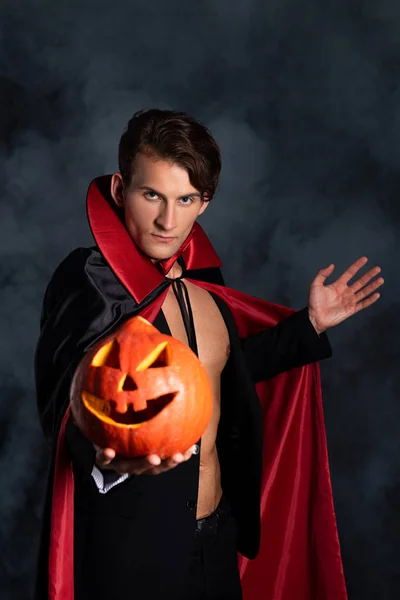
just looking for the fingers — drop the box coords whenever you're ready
[161,453,185,471]
[104,445,199,476]
[312,258,384,292]
[340,256,369,285]
[114,456,155,476]
[351,266,383,294]
[147,454,162,467]
[115,454,181,476]
[354,276,384,300]
[184,445,198,460]
[95,446,116,468]
[328,257,384,303]
[146,447,197,475]
[354,292,381,313]
[94,448,161,474]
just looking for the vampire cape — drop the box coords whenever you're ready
[34,175,347,600]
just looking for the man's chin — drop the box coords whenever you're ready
[140,241,180,262]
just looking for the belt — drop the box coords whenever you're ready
[195,494,230,537]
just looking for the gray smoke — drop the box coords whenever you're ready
[1,0,399,598]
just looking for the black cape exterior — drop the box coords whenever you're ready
[34,176,347,600]
[34,247,226,600]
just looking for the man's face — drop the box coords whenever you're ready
[111,153,209,261]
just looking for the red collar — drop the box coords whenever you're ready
[86,175,222,303]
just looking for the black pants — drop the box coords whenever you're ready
[183,494,243,599]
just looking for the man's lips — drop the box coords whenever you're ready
[151,234,177,243]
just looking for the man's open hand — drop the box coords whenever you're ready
[308,256,384,334]
[94,444,198,476]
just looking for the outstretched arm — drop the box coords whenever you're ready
[242,306,332,383]
[242,256,383,383]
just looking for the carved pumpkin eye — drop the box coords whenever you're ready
[92,339,120,369]
[71,316,213,459]
[135,341,171,371]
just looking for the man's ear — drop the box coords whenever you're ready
[110,173,125,207]
[198,197,210,216]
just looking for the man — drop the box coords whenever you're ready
[34,109,383,600]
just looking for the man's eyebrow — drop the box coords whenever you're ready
[137,185,202,199]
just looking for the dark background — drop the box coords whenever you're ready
[1,1,399,598]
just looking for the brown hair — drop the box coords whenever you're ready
[118,109,221,200]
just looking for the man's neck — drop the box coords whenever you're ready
[165,262,183,279]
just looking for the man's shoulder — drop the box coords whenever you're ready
[47,244,139,304]
[43,246,109,314]
[53,245,100,277]
[49,245,112,289]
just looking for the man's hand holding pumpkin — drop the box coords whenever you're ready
[94,444,198,476]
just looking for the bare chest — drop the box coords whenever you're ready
[161,280,230,376]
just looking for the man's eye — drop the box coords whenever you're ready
[180,196,194,205]
[145,192,158,200]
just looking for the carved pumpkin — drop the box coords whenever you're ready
[70,316,213,458]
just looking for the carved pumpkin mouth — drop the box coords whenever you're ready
[81,391,177,428]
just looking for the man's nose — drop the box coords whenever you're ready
[156,203,177,231]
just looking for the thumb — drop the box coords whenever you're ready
[320,263,335,272]
[312,263,335,285]
[95,446,116,467]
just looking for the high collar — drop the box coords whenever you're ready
[86,175,222,303]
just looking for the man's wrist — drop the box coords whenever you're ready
[308,309,325,336]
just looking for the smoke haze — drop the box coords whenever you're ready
[1,1,399,597]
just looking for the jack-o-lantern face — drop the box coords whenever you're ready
[70,316,213,458]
